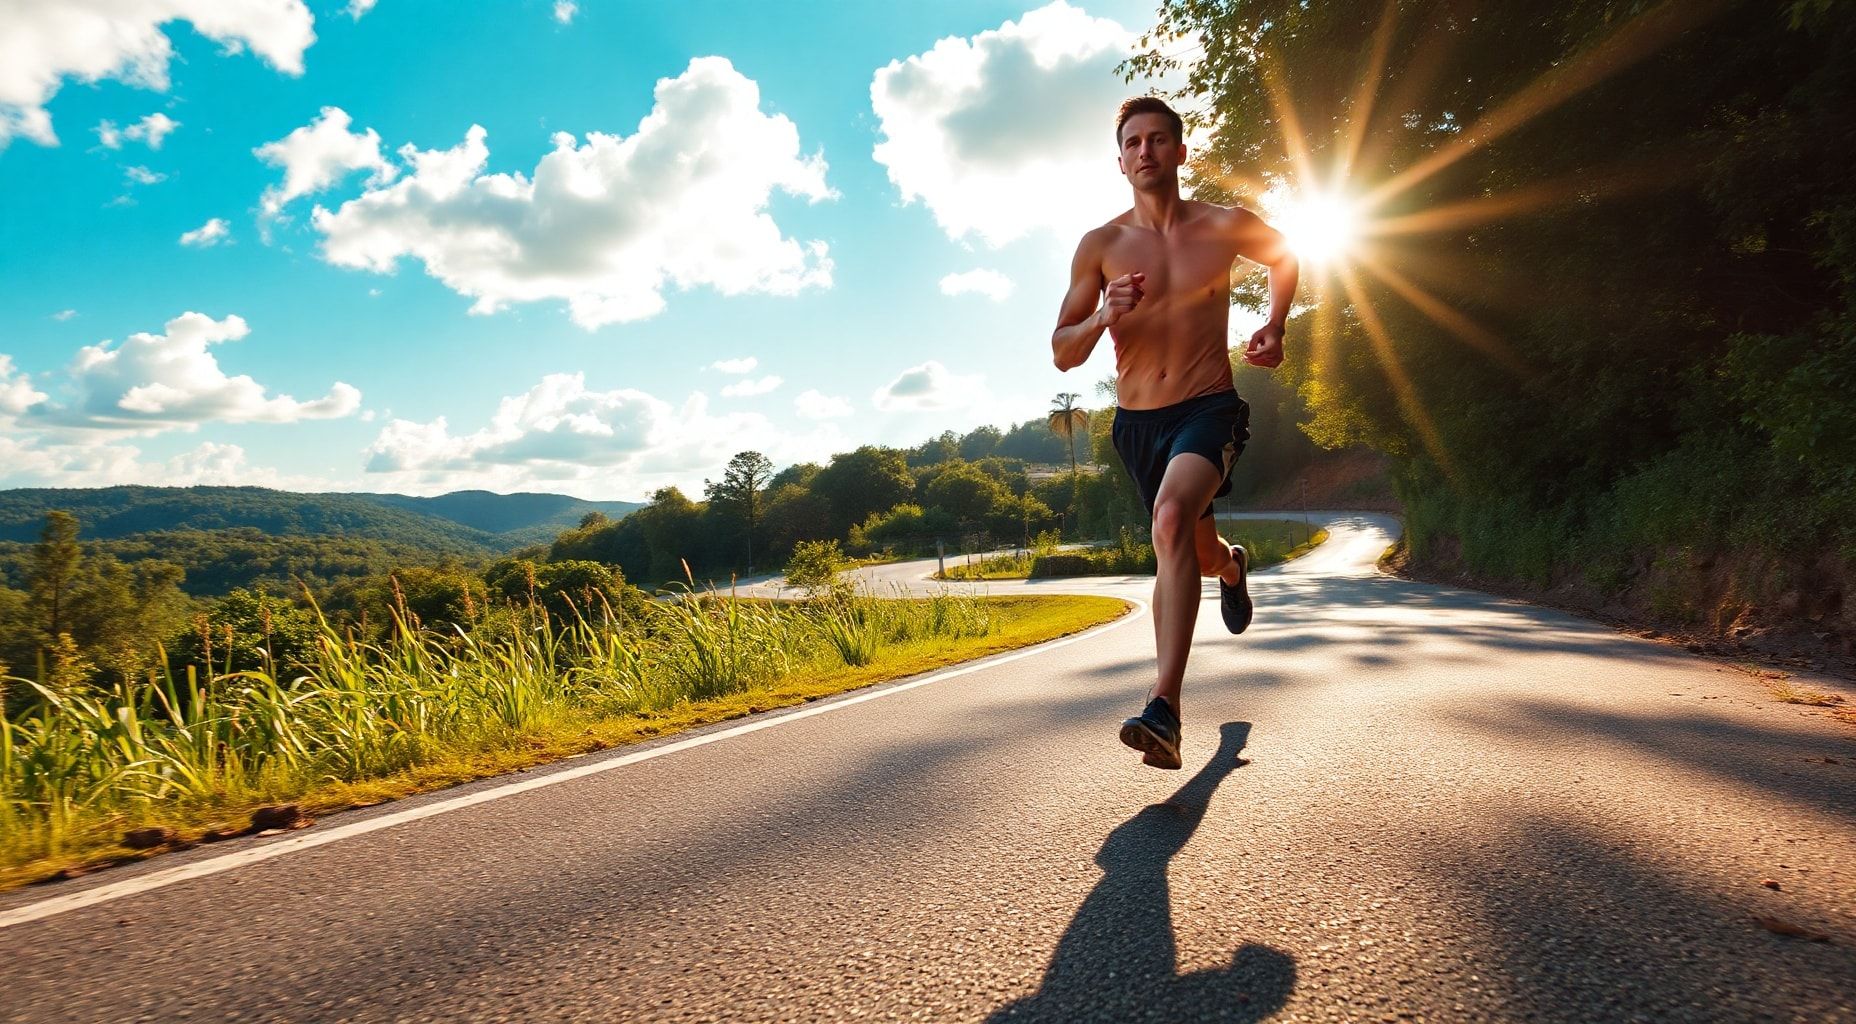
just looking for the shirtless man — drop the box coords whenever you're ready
[1051,96,1299,770]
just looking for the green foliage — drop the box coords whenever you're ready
[1030,528,1156,577]
[924,461,1010,525]
[0,574,997,869]
[760,483,834,566]
[810,446,916,537]
[702,451,775,573]
[1129,0,1856,601]
[0,527,469,598]
[995,416,1074,464]
[784,539,849,598]
[958,425,1004,461]
[0,485,639,551]
[482,559,646,627]
[27,512,81,641]
[163,589,322,678]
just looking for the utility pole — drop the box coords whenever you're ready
[936,537,945,579]
[1301,477,1310,545]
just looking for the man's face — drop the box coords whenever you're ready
[1116,112,1185,190]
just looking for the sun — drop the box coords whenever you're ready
[1260,185,1362,265]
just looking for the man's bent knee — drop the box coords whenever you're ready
[1152,501,1196,550]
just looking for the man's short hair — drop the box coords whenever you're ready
[1116,96,1183,147]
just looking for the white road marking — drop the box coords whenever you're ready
[0,597,1148,931]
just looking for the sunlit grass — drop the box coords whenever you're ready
[0,579,1121,885]
[940,520,1327,580]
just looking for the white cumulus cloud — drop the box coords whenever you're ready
[720,374,782,397]
[311,56,836,330]
[0,1,314,149]
[0,436,337,490]
[128,111,179,147]
[346,0,378,18]
[872,360,986,413]
[254,106,397,216]
[362,372,847,498]
[939,268,1014,301]
[553,1,577,24]
[0,355,48,416]
[710,356,757,373]
[124,164,166,185]
[97,111,179,149]
[51,309,77,321]
[30,311,360,432]
[179,216,231,246]
[793,389,851,419]
[870,0,1164,247]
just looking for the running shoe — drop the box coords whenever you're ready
[1119,696,1182,770]
[1220,543,1253,634]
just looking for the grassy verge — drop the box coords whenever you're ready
[940,520,1327,580]
[0,593,1126,891]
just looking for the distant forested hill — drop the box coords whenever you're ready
[358,490,643,546]
[0,486,641,551]
[0,486,643,597]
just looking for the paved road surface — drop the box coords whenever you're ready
[4,513,1853,1023]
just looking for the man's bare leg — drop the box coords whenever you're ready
[1152,513,1241,670]
[1194,512,1243,587]
[1146,452,1228,714]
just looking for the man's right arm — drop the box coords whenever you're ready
[1052,232,1107,372]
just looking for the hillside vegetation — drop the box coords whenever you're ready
[0,486,640,551]
[1134,1,1856,649]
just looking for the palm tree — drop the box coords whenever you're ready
[1047,392,1088,487]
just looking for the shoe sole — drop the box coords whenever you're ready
[1222,544,1253,635]
[1119,718,1182,770]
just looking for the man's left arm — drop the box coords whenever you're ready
[1229,207,1298,369]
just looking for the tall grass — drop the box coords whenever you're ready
[0,576,992,868]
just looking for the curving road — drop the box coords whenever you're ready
[3,513,1853,1023]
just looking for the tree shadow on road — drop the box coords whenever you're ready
[986,722,1296,1022]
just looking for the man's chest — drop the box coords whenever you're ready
[1100,230,1238,303]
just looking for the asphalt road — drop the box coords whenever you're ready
[3,513,1853,1023]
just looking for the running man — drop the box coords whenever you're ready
[1051,96,1299,770]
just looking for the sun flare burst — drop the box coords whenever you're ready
[1260,186,1363,266]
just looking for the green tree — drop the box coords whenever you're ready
[483,558,645,624]
[69,557,190,683]
[811,446,916,538]
[704,450,775,573]
[1048,394,1090,536]
[925,462,1010,527]
[1125,0,1856,610]
[634,487,704,584]
[1047,394,1089,483]
[958,425,1004,461]
[768,461,822,492]
[760,483,833,564]
[166,588,320,677]
[907,430,961,468]
[26,510,81,642]
[0,584,31,691]
[784,539,848,599]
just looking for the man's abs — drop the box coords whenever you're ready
[1110,324,1234,410]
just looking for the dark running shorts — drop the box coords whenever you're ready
[1110,389,1251,520]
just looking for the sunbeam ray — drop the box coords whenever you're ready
[1257,51,1320,190]
[1334,0,1402,191]
[1361,0,1733,212]
[1338,265,1459,482]
[1353,249,1528,377]
[1365,147,1706,238]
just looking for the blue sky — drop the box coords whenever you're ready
[0,0,1193,501]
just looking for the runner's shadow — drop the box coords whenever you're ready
[987,722,1296,1022]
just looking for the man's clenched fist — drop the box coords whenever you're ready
[1099,272,1145,326]
[1243,321,1285,368]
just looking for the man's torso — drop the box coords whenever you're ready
[1098,201,1242,410]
